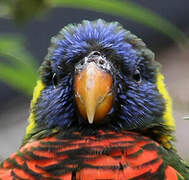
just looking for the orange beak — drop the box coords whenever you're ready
[74,62,114,124]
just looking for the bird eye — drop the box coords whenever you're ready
[132,69,141,83]
[52,73,58,88]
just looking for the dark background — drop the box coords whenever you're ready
[0,0,189,160]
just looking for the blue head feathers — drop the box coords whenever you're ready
[27,19,173,142]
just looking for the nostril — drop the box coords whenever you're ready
[80,60,84,65]
[92,51,101,56]
[99,59,105,65]
[87,51,104,64]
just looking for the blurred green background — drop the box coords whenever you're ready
[0,0,188,160]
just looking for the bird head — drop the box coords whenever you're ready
[24,19,175,149]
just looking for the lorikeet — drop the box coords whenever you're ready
[0,19,188,179]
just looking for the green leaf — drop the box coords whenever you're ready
[0,3,11,19]
[0,0,47,22]
[0,0,187,44]
[0,35,38,95]
[48,0,187,45]
[0,64,35,95]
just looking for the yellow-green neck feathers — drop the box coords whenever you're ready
[156,73,175,149]
[25,80,45,136]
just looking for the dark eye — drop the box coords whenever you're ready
[132,69,141,83]
[52,73,58,88]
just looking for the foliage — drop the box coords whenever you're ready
[50,0,187,44]
[0,35,38,95]
[0,0,47,21]
[0,0,187,95]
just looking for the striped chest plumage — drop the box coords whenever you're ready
[0,131,181,180]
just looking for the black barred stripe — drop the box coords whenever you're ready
[37,163,75,175]
[55,146,129,156]
[25,151,50,160]
[111,155,122,159]
[82,163,129,170]
[11,170,28,180]
[149,163,166,180]
[142,143,158,150]
[55,130,149,141]
[127,149,143,158]
[40,141,76,146]
[129,162,166,180]
[129,171,152,180]
[7,158,43,179]
[31,145,60,152]
[111,141,136,145]
[135,158,160,169]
